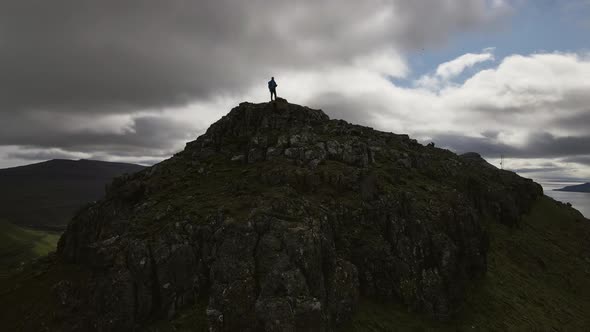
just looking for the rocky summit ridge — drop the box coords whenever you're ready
[57,98,542,331]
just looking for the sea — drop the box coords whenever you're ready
[540,181,590,219]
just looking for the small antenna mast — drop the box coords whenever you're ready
[500,154,504,170]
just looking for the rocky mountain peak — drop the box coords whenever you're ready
[204,98,330,137]
[56,100,543,331]
[184,98,332,164]
[182,98,417,169]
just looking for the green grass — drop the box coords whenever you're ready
[0,257,89,331]
[342,196,590,331]
[0,220,65,331]
[147,299,210,332]
[0,220,60,278]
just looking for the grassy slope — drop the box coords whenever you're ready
[343,196,590,331]
[0,259,89,332]
[0,220,60,278]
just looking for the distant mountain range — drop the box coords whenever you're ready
[0,159,145,230]
[555,182,590,193]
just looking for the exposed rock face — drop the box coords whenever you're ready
[57,99,543,331]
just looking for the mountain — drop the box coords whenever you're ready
[0,159,145,230]
[1,99,589,331]
[555,182,590,193]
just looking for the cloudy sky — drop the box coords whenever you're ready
[1,0,589,183]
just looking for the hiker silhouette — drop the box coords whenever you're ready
[268,77,278,101]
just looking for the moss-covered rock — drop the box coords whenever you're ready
[52,99,544,331]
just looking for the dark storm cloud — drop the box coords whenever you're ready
[511,161,567,174]
[0,0,263,113]
[306,92,393,126]
[563,155,590,166]
[432,132,590,159]
[431,133,519,156]
[0,0,507,115]
[512,166,565,174]
[6,149,86,161]
[390,1,511,50]
[0,113,198,156]
[0,0,514,165]
[556,110,590,131]
[473,104,533,115]
[525,132,590,158]
[481,131,501,139]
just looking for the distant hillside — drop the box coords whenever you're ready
[0,159,145,229]
[555,182,590,193]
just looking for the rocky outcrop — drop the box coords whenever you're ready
[57,98,543,331]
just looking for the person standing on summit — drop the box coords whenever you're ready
[268,77,278,101]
